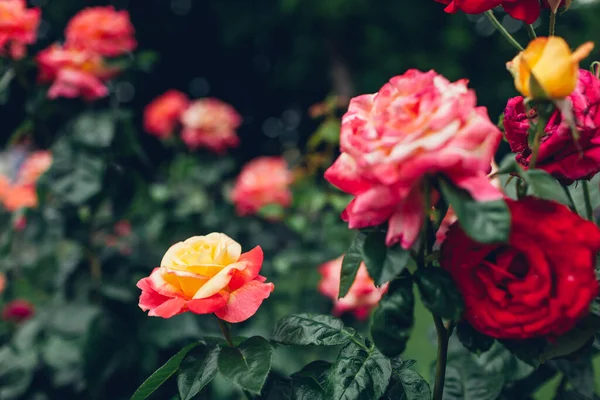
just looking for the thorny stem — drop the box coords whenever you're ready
[484,11,524,51]
[433,315,449,400]
[217,318,234,347]
[582,180,594,221]
[549,12,557,36]
[525,24,537,40]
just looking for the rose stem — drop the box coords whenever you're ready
[549,12,557,36]
[528,110,548,170]
[562,185,578,214]
[424,179,449,400]
[582,180,594,221]
[484,11,524,51]
[525,24,537,40]
[432,315,449,400]
[216,318,234,347]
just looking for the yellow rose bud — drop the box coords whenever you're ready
[507,37,594,99]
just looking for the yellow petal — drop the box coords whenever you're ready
[192,261,246,299]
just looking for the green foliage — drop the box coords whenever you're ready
[218,337,273,395]
[414,268,464,321]
[131,342,200,400]
[324,342,392,400]
[456,321,495,355]
[438,178,511,244]
[271,314,357,346]
[339,232,367,298]
[362,232,411,287]
[371,273,415,357]
[177,346,221,400]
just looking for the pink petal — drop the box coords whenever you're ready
[453,173,503,202]
[324,153,372,195]
[148,297,186,318]
[228,246,264,291]
[214,280,274,323]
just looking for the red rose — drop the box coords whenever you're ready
[2,299,35,322]
[504,70,600,184]
[441,197,600,339]
[436,0,542,24]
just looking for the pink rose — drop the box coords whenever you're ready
[64,6,136,57]
[36,45,118,101]
[504,69,600,184]
[180,98,242,153]
[231,157,293,216]
[325,70,502,249]
[144,90,189,138]
[0,0,40,59]
[318,256,387,321]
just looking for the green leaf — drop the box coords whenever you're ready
[130,342,200,400]
[218,336,273,395]
[40,137,106,205]
[371,273,414,357]
[548,356,595,400]
[415,268,464,320]
[177,346,220,400]
[291,360,331,399]
[271,314,356,346]
[438,178,510,244]
[456,321,494,354]
[500,338,548,367]
[522,170,570,205]
[70,111,116,148]
[339,232,367,298]
[442,357,504,400]
[325,342,392,400]
[362,232,411,286]
[396,369,431,400]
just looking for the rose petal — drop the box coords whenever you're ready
[214,280,274,323]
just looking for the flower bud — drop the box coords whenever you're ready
[507,37,594,99]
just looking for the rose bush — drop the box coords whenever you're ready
[0,1,599,400]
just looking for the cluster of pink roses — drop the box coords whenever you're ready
[144,90,294,216]
[0,4,136,100]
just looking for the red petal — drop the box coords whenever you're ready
[502,0,541,24]
[228,246,264,291]
[214,280,274,323]
[187,292,229,314]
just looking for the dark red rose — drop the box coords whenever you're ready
[504,70,600,184]
[441,197,600,339]
[436,0,543,24]
[2,299,34,322]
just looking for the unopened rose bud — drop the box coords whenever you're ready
[507,37,594,99]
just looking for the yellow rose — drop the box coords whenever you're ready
[507,37,594,99]
[137,233,274,323]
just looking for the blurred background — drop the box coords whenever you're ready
[1,1,600,399]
